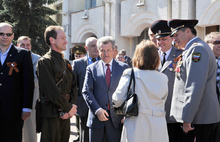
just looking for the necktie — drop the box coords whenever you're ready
[216,58,220,100]
[106,64,111,110]
[92,58,96,63]
[162,52,166,66]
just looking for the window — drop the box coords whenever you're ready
[56,5,62,26]
[206,25,219,35]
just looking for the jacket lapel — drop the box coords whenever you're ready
[97,60,108,88]
[109,59,117,89]
[0,45,17,71]
[160,47,176,72]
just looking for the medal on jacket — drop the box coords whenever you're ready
[7,62,19,75]
[174,54,183,77]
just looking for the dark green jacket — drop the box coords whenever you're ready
[36,49,77,118]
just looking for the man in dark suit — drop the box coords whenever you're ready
[169,19,220,142]
[82,36,129,142]
[72,37,99,142]
[119,49,132,67]
[151,20,194,142]
[17,36,41,142]
[0,23,34,142]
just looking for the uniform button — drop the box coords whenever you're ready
[0,83,2,86]
[0,72,2,75]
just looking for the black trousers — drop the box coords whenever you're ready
[79,112,89,142]
[0,101,24,142]
[40,117,70,142]
[194,122,220,142]
[167,123,195,142]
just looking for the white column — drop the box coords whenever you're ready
[62,0,71,60]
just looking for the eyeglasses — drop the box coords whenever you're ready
[0,33,13,37]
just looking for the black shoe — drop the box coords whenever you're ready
[73,136,79,142]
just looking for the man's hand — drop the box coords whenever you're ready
[183,121,194,133]
[68,104,77,118]
[60,113,71,120]
[21,111,31,121]
[96,108,109,121]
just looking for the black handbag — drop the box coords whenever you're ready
[114,68,138,117]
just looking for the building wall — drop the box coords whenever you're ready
[47,0,220,59]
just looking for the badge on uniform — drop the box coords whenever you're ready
[192,52,201,62]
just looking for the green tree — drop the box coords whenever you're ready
[0,0,59,55]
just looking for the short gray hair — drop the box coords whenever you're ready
[85,37,97,47]
[97,36,115,50]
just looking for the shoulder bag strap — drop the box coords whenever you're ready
[131,68,135,94]
[55,60,66,86]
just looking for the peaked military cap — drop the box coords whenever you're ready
[72,45,86,55]
[168,19,198,36]
[150,20,171,38]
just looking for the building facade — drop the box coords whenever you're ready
[49,0,220,59]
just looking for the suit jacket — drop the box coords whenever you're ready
[72,56,100,117]
[112,68,169,142]
[159,46,183,123]
[0,45,34,119]
[31,53,41,107]
[170,37,220,124]
[124,55,132,67]
[82,59,129,129]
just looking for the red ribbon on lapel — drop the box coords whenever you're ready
[6,62,19,75]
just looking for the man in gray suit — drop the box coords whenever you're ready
[72,37,99,142]
[151,20,194,142]
[168,19,220,142]
[17,36,41,142]
[82,36,129,142]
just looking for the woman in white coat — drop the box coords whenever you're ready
[112,40,169,142]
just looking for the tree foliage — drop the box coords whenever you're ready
[0,0,59,55]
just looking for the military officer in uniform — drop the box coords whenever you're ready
[36,25,77,142]
[72,45,87,60]
[168,19,220,142]
[151,20,195,142]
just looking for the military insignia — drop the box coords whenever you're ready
[76,50,79,53]
[7,62,19,75]
[76,46,79,48]
[158,30,161,34]
[168,63,173,72]
[67,64,72,71]
[192,52,201,62]
[174,54,182,62]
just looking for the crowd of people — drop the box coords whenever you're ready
[0,18,220,142]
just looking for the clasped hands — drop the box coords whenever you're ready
[59,104,77,119]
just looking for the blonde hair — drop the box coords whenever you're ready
[204,32,220,43]
[17,36,31,45]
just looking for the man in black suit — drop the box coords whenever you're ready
[72,37,100,142]
[0,22,34,142]
[119,49,132,67]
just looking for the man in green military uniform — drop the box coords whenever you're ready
[36,25,77,142]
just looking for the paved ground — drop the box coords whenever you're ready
[37,116,77,142]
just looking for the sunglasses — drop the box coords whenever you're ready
[213,40,220,45]
[0,33,13,37]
